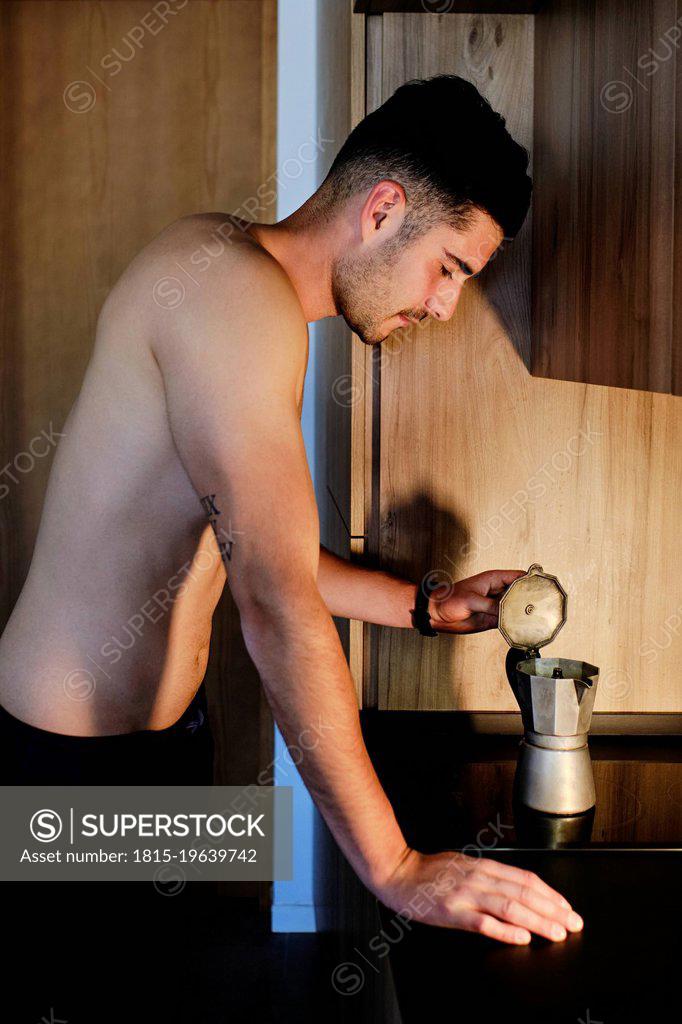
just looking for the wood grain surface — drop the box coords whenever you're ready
[532,0,681,395]
[0,3,277,903]
[347,11,682,713]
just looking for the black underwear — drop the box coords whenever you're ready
[0,682,214,784]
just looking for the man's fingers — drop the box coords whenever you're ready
[455,908,531,945]
[480,877,583,933]
[465,569,526,596]
[472,890,571,942]
[486,569,526,594]
[437,611,497,634]
[476,859,574,912]
[463,593,498,615]
[466,612,499,632]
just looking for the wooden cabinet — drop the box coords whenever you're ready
[532,0,681,395]
[318,2,682,716]
[354,0,681,395]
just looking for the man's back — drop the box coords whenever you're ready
[0,213,305,736]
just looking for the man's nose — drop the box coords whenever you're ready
[424,280,462,322]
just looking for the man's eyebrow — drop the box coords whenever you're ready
[443,248,478,276]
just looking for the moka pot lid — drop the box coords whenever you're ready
[498,563,568,651]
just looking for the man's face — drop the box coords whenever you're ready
[330,204,503,345]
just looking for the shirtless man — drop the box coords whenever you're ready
[0,75,583,943]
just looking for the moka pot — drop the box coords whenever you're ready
[499,564,600,815]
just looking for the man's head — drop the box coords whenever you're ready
[313,75,532,344]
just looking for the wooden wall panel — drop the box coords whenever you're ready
[0,2,277,895]
[363,12,682,713]
[532,0,680,395]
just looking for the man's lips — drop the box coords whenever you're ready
[397,313,426,325]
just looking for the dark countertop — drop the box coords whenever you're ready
[360,711,681,1024]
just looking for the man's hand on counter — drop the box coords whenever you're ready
[428,568,525,634]
[376,847,584,945]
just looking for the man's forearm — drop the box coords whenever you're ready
[238,581,409,894]
[317,544,417,627]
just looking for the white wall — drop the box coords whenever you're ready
[271,0,320,934]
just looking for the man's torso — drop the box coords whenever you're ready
[0,213,306,735]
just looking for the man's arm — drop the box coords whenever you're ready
[317,545,526,634]
[149,243,407,893]
[147,226,582,944]
[317,545,415,627]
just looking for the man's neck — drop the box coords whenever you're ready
[245,217,339,325]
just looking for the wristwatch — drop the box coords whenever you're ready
[410,580,439,637]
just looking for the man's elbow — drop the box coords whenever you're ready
[229,561,321,631]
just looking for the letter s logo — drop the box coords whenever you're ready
[30,809,63,843]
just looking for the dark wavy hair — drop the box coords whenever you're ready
[311,74,532,243]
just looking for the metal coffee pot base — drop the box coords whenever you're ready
[513,734,596,815]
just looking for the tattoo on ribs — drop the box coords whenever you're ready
[200,492,239,565]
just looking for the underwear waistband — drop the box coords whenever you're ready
[0,683,209,750]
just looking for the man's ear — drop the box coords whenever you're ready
[361,180,406,240]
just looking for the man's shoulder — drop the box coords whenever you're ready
[143,213,302,321]
[127,214,308,391]
[101,213,307,356]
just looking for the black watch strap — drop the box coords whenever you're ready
[410,580,439,637]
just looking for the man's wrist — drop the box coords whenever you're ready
[427,593,444,627]
[365,836,414,895]
[410,579,440,636]
[368,841,415,896]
